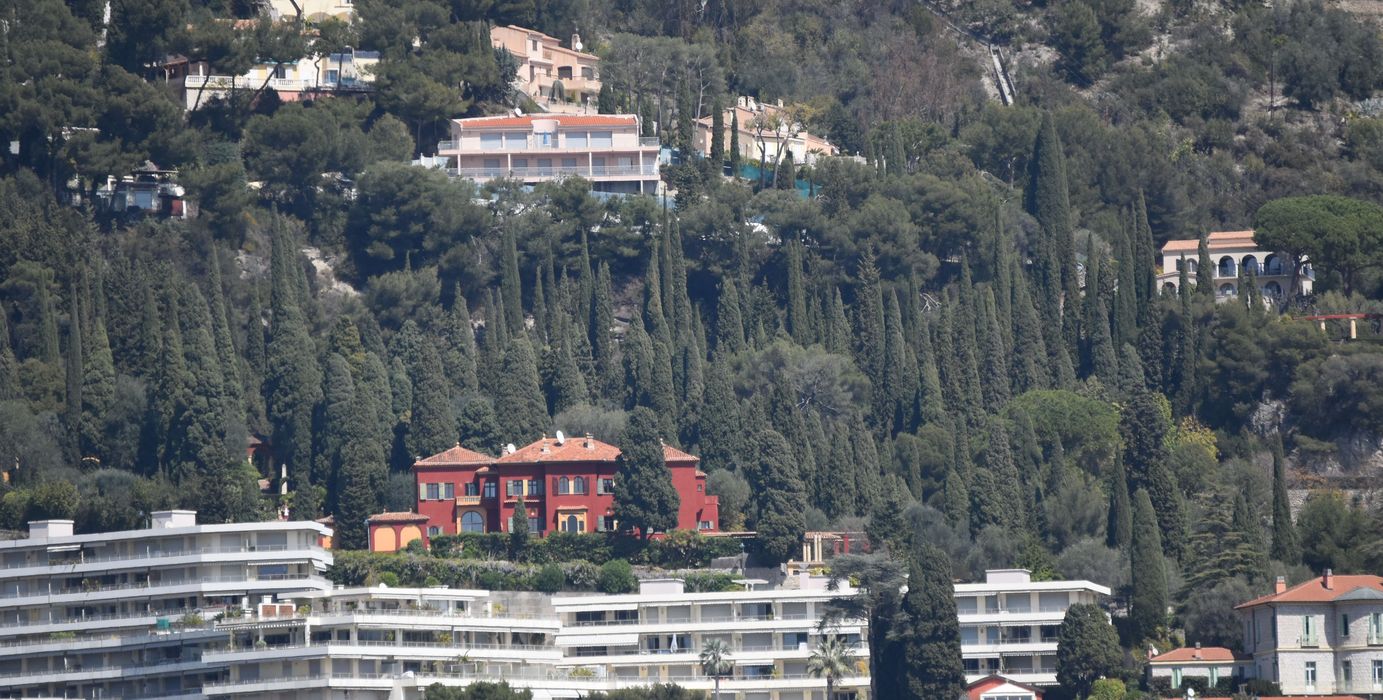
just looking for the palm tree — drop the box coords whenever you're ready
[807,636,856,700]
[699,638,733,700]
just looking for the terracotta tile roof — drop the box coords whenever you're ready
[453,114,637,130]
[414,443,493,467]
[494,436,700,464]
[1149,646,1244,663]
[1163,697,1364,700]
[367,511,429,524]
[1235,574,1383,609]
[1161,230,1260,254]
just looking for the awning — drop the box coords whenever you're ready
[46,544,81,553]
[556,633,639,647]
[554,602,638,614]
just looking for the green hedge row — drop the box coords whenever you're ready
[427,530,743,568]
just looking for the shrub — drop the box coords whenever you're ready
[598,559,637,594]
[681,571,741,592]
[378,572,400,587]
[533,563,565,593]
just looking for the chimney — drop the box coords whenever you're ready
[1324,568,1334,590]
[1275,576,1287,594]
[1193,642,1201,660]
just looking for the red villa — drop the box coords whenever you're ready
[411,434,718,537]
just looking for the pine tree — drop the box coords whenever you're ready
[1270,435,1300,563]
[1107,457,1133,550]
[715,279,746,354]
[748,429,807,565]
[613,406,680,538]
[1130,488,1168,642]
[495,334,549,444]
[901,546,966,700]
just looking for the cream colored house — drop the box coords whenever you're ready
[433,114,660,194]
[1158,229,1314,300]
[260,0,355,21]
[172,49,378,110]
[693,96,840,166]
[491,25,601,110]
[1147,644,1250,689]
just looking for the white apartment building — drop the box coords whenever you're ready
[1237,570,1383,696]
[0,511,333,699]
[433,114,661,194]
[955,569,1112,686]
[202,568,1109,700]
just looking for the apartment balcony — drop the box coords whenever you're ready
[0,657,210,689]
[0,573,325,608]
[962,637,1060,656]
[0,627,222,658]
[447,164,658,182]
[206,669,871,695]
[0,543,325,577]
[436,138,661,155]
[966,669,1057,686]
[204,639,560,665]
[456,495,483,507]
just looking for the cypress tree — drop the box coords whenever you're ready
[63,280,83,452]
[977,287,1011,412]
[866,473,909,553]
[642,239,670,351]
[316,354,357,506]
[243,284,267,421]
[950,288,983,424]
[457,396,503,456]
[729,109,741,174]
[443,289,479,396]
[0,309,18,400]
[80,315,116,460]
[675,338,705,448]
[1090,296,1118,387]
[37,276,60,365]
[748,429,808,565]
[1133,191,1156,318]
[622,311,655,410]
[819,424,859,518]
[1107,457,1133,550]
[942,466,970,526]
[501,229,524,334]
[856,250,886,396]
[885,122,906,176]
[178,284,235,489]
[785,241,809,344]
[901,546,966,700]
[1130,488,1168,641]
[697,354,741,473]
[406,342,458,461]
[1010,263,1051,393]
[826,287,852,356]
[532,270,548,343]
[715,279,746,354]
[1270,435,1300,563]
[1118,342,1147,394]
[676,77,694,151]
[360,351,394,448]
[266,226,323,498]
[207,252,244,442]
[915,313,946,426]
[495,334,549,444]
[613,406,680,538]
[709,95,725,167]
[1196,235,1214,297]
[878,291,917,433]
[1113,222,1140,349]
[590,262,617,398]
[335,392,386,550]
[776,151,796,190]
[1232,490,1269,574]
[1026,112,1077,353]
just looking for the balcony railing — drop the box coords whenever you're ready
[447,165,657,180]
[1300,633,1320,648]
[456,495,482,507]
[0,544,308,571]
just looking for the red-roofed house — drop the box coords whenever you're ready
[412,435,717,537]
[965,674,1044,700]
[1157,230,1314,300]
[1147,644,1250,690]
[1235,570,1383,695]
[432,113,660,194]
[490,25,601,108]
[366,512,429,552]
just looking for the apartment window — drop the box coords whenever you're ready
[597,478,614,495]
[461,511,484,532]
[274,63,288,79]
[512,158,528,169]
[557,477,570,495]
[428,526,441,537]
[480,133,502,149]
[483,482,497,499]
[537,131,554,147]
[528,516,542,533]
[1303,615,1318,646]
[326,69,339,84]
[1371,612,1383,643]
[464,482,479,497]
[483,158,501,172]
[590,131,613,148]
[505,133,526,150]
[537,158,553,173]
[1305,661,1316,688]
[1209,666,1219,685]
[572,476,587,495]
[697,484,704,493]
[699,520,713,530]
[506,480,523,497]
[426,483,440,500]
[562,157,578,168]
[528,479,544,496]
[1343,613,1351,638]
[592,156,606,167]
[600,516,616,532]
[567,132,587,148]
[443,483,455,499]
[1373,659,1383,686]
[1343,660,1352,684]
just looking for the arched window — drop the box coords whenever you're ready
[559,477,570,495]
[1263,282,1283,299]
[565,514,580,533]
[1219,283,1237,297]
[1264,254,1284,276]
[1242,255,1260,275]
[1162,282,1178,295]
[1175,258,1184,272]
[1218,256,1236,279]
[573,476,587,495]
[461,511,484,533]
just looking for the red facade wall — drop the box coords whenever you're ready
[412,438,718,536]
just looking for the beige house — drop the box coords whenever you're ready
[434,114,660,194]
[491,25,601,110]
[1236,571,1383,695]
[1158,229,1314,300]
[259,0,355,21]
[168,49,378,110]
[1147,644,1250,689]
[693,96,839,166]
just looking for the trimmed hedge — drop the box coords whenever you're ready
[427,530,741,568]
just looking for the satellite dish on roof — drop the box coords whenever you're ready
[555,430,565,445]
[506,443,517,454]
[514,108,523,117]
